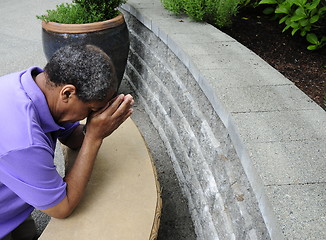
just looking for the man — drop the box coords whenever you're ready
[0,44,134,239]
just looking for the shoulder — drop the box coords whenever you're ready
[0,106,52,157]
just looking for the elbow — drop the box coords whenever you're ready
[53,205,75,219]
[54,212,71,219]
[40,197,75,219]
[47,208,74,219]
[43,210,73,219]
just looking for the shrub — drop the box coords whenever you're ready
[37,0,126,24]
[258,0,326,50]
[161,0,244,28]
[74,0,124,21]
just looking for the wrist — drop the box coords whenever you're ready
[83,133,103,148]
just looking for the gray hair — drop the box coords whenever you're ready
[44,44,118,102]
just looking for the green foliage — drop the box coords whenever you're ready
[37,0,126,24]
[258,0,326,50]
[74,0,124,20]
[37,3,90,24]
[161,0,242,28]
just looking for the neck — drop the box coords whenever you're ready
[35,73,61,122]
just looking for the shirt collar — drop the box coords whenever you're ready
[20,67,64,133]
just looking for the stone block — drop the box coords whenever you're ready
[247,140,326,185]
[200,65,291,88]
[232,109,326,143]
[266,184,326,239]
[213,84,317,113]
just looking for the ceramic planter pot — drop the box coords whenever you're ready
[41,13,130,88]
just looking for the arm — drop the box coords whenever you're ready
[41,94,134,218]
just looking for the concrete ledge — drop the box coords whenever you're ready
[40,119,161,240]
[121,1,326,239]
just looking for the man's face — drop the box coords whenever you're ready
[61,90,117,123]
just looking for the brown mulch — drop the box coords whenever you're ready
[221,7,326,110]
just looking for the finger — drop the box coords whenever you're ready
[100,94,125,115]
[112,98,134,118]
[118,108,134,124]
[124,94,134,105]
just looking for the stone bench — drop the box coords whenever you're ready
[39,118,161,240]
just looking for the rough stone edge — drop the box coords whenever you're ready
[120,3,285,239]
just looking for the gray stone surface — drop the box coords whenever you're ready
[123,10,270,239]
[120,80,197,240]
[266,184,326,240]
[247,140,326,185]
[232,110,325,143]
[121,0,326,239]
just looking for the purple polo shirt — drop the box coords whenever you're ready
[0,67,79,237]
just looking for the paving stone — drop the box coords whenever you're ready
[266,183,326,240]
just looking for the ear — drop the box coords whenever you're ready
[60,85,77,103]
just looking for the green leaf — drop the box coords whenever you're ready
[310,15,319,23]
[306,0,320,10]
[275,6,289,14]
[290,22,299,28]
[282,25,291,32]
[299,19,309,26]
[300,30,306,36]
[291,15,305,21]
[311,8,318,15]
[286,0,295,8]
[303,25,311,32]
[294,0,307,7]
[306,33,319,44]
[319,6,326,13]
[285,17,292,26]
[263,7,275,15]
[259,0,278,4]
[295,7,306,17]
[292,28,299,35]
[307,45,317,50]
[279,15,288,24]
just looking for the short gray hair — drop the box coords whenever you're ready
[44,44,118,102]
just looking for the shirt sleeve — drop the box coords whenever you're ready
[0,145,66,210]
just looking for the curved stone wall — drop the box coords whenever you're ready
[121,1,326,240]
[122,9,269,240]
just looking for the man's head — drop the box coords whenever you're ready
[44,44,118,103]
[42,44,119,122]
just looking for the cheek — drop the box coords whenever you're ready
[73,108,89,120]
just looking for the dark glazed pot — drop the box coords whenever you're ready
[41,14,130,88]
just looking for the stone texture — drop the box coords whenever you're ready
[266,184,326,240]
[123,10,270,240]
[122,0,326,239]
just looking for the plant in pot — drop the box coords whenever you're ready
[37,0,130,87]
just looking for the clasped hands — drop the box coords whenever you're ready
[84,94,134,141]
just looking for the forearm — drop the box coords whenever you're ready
[42,94,134,218]
[42,136,102,218]
[64,136,102,214]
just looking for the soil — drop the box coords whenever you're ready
[221,7,326,110]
